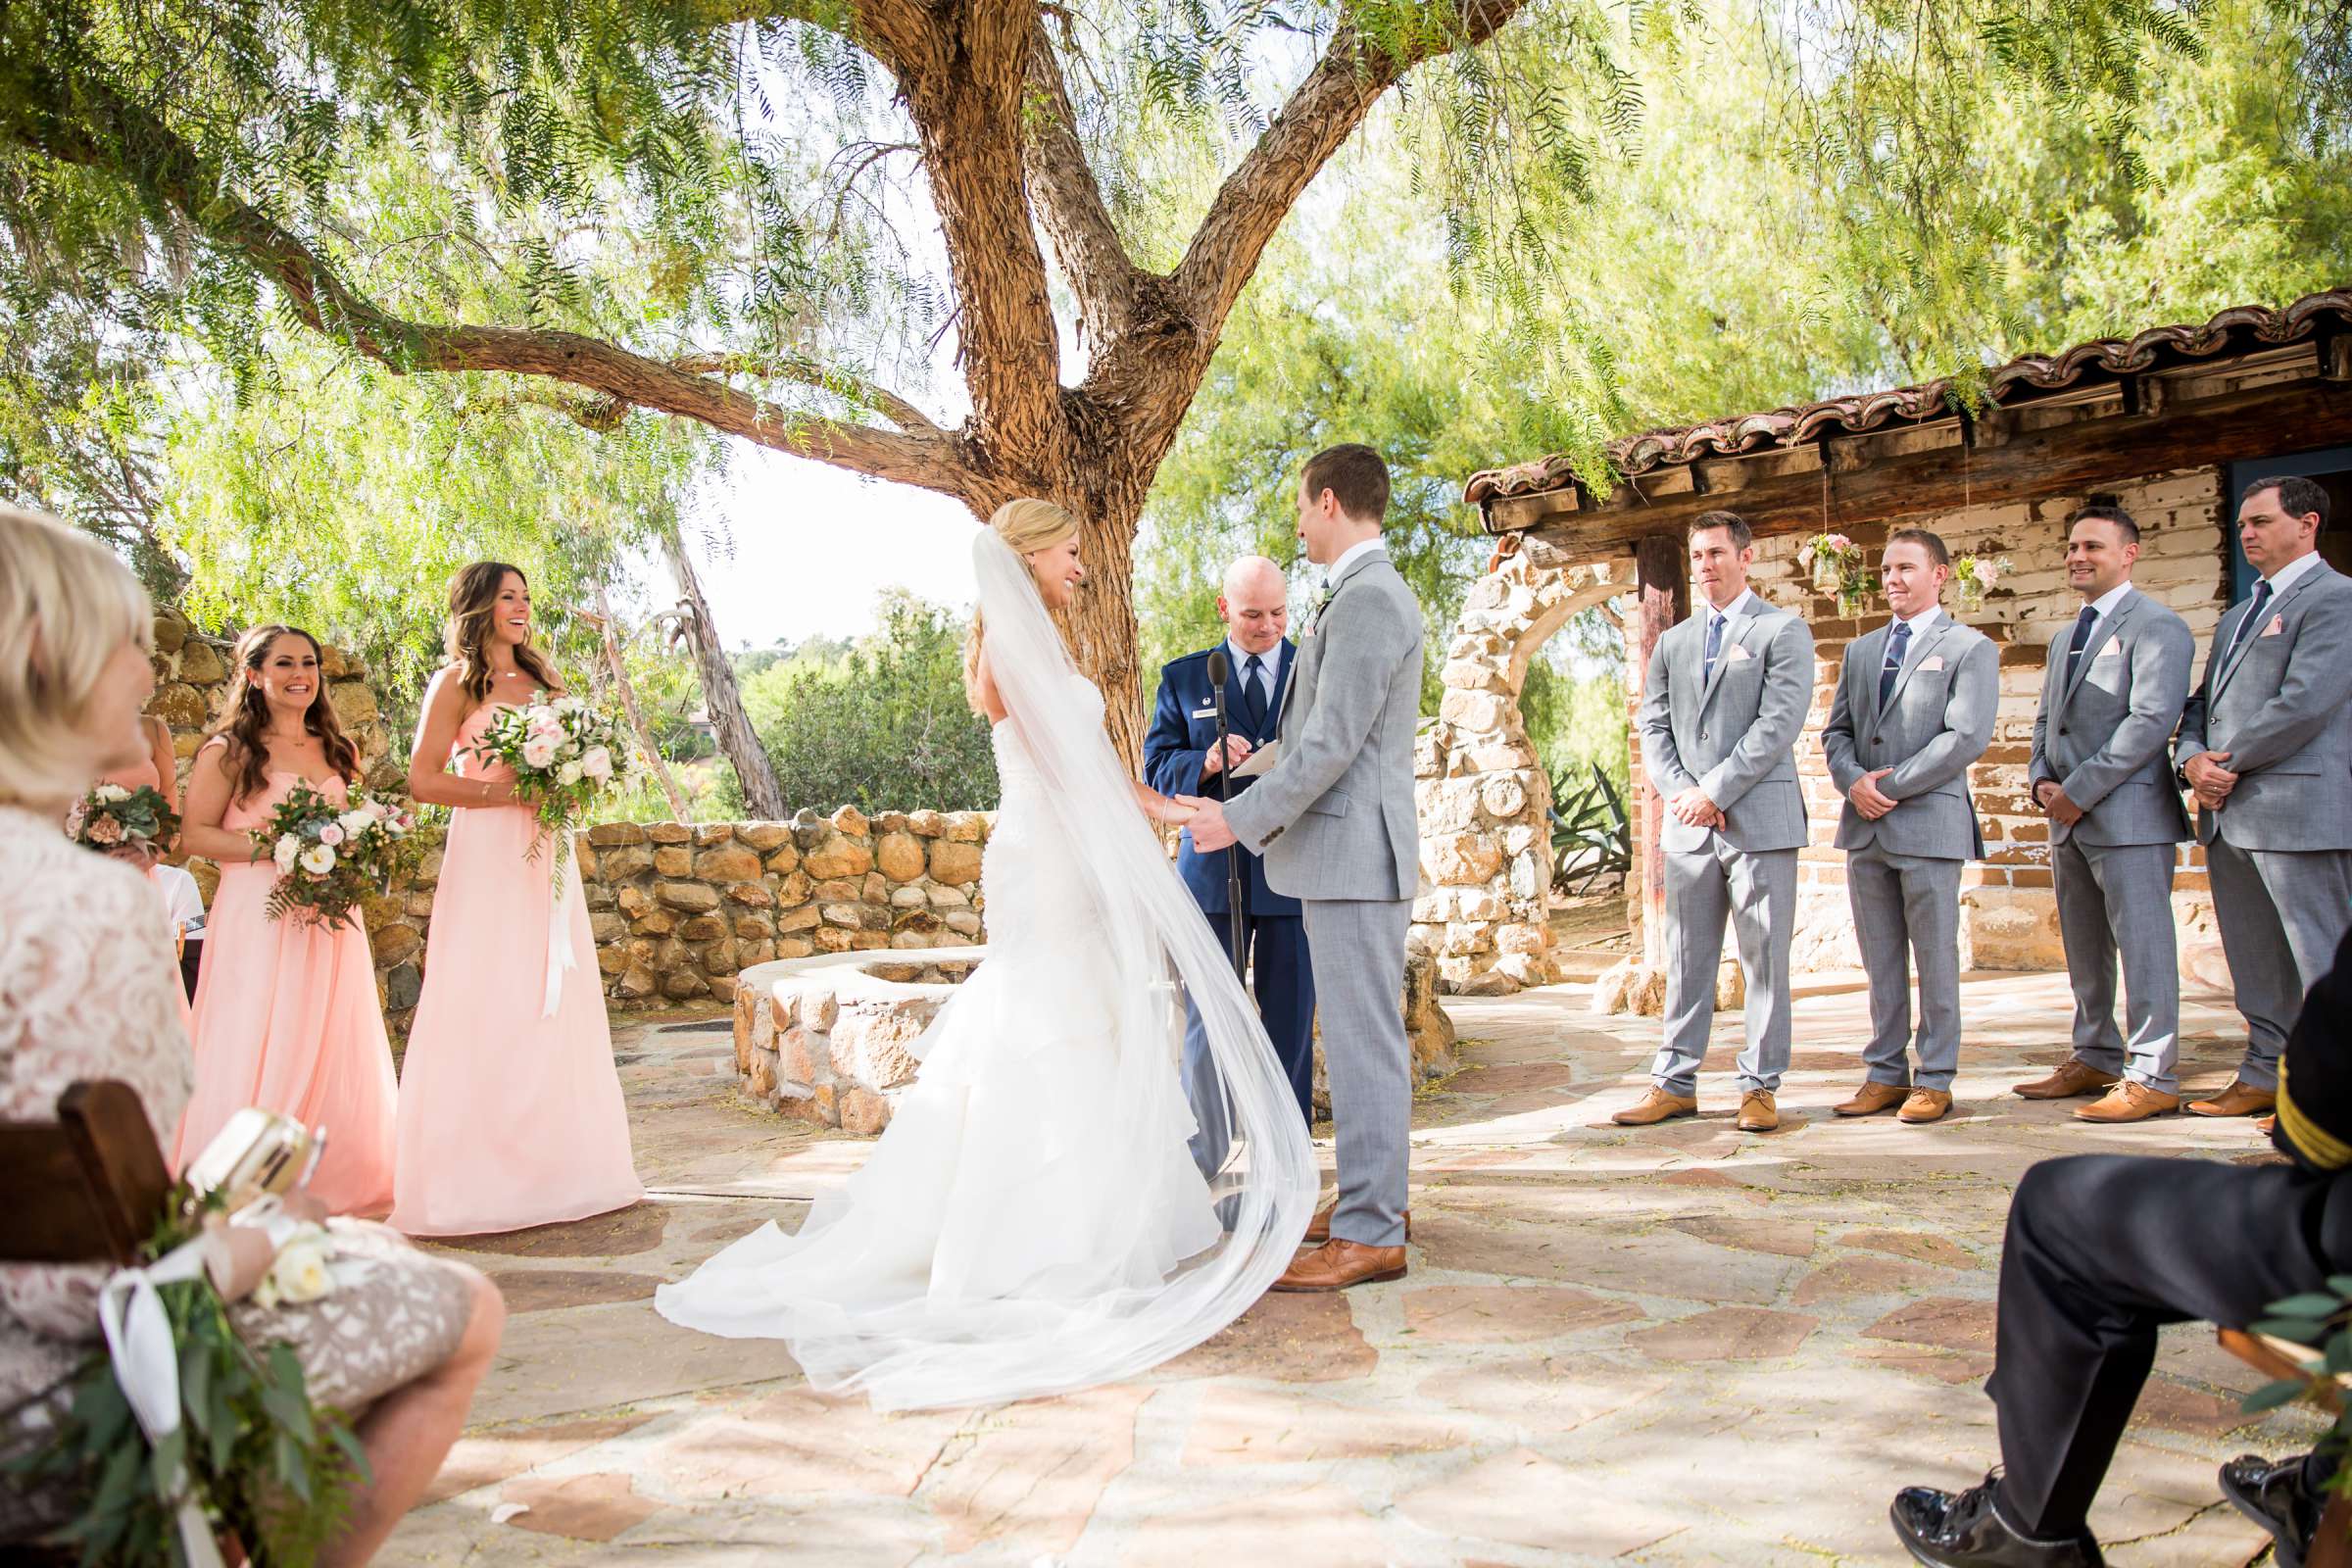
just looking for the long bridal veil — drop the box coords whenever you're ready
[656,529,1316,1412]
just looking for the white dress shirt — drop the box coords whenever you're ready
[1326,537,1388,584]
[2260,549,2326,597]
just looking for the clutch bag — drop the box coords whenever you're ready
[180,1107,327,1215]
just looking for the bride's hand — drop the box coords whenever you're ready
[1158,794,1205,827]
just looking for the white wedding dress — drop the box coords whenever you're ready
[655,533,1315,1411]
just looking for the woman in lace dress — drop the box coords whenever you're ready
[655,500,1315,1410]
[0,506,505,1563]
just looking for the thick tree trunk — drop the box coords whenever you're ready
[657,528,787,819]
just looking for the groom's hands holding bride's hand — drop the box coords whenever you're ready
[1187,798,1237,851]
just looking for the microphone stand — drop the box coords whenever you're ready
[1201,649,1248,979]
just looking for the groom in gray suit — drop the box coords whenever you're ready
[1615,511,1814,1134]
[1823,528,1999,1126]
[2175,474,2352,1118]
[1190,443,1424,1293]
[2016,504,2195,1123]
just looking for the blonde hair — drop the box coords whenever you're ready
[964,498,1081,712]
[0,503,155,806]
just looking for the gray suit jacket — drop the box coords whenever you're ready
[1823,612,1998,858]
[2029,587,2194,847]
[2175,560,2352,851]
[1637,597,1814,854]
[1224,548,1425,902]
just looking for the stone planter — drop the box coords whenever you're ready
[732,948,1458,1135]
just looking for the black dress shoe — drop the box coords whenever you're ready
[2220,1452,2315,1568]
[1889,1475,2106,1567]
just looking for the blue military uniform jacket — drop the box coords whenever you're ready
[1143,640,1298,917]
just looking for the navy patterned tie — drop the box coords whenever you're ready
[2219,579,2274,675]
[1241,653,1268,731]
[1701,611,1726,684]
[2065,604,2097,684]
[1878,619,1911,710]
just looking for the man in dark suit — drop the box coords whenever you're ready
[1886,921,2352,1566]
[1144,556,1314,1166]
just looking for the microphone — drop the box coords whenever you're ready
[1200,650,1247,976]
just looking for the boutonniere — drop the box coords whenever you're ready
[1304,588,1334,638]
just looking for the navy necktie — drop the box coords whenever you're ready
[1878,619,1912,710]
[1701,611,1727,684]
[2065,604,2098,683]
[2220,579,2274,674]
[1241,653,1268,730]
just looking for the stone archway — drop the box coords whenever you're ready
[1413,539,1633,994]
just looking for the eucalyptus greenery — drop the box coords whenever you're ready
[7,1191,368,1568]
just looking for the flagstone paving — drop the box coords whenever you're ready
[380,972,2319,1566]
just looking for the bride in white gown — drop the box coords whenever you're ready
[655,499,1317,1410]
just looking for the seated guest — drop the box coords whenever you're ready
[150,855,206,1003]
[0,504,505,1565]
[1886,919,2352,1566]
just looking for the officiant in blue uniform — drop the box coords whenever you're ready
[1145,557,1317,1162]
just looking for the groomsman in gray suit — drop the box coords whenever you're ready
[1615,511,1814,1134]
[1823,528,1999,1125]
[1190,443,1425,1293]
[2016,504,2195,1122]
[2175,474,2352,1118]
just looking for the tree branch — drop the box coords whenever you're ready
[1020,14,1150,347]
[1171,1,1530,346]
[4,66,972,498]
[666,352,941,434]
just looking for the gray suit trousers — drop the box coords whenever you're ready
[1301,897,1412,1248]
[2051,838,2180,1093]
[2206,834,2352,1087]
[1847,845,1965,1091]
[1653,840,1797,1096]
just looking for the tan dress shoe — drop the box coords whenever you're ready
[1270,1239,1407,1293]
[1897,1088,1954,1124]
[1611,1088,1698,1126]
[1303,1203,1410,1246]
[1833,1081,1909,1116]
[2186,1080,2277,1117]
[1736,1090,1779,1132]
[2073,1080,2180,1122]
[2013,1058,2121,1100]
[2255,1114,2278,1135]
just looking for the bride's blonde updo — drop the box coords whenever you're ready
[964,498,1080,712]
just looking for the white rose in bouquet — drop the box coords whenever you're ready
[337,809,374,837]
[520,735,560,769]
[254,1225,337,1309]
[274,835,300,873]
[558,760,584,787]
[581,745,612,781]
[93,784,131,804]
[299,843,337,875]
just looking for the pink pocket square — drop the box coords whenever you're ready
[1725,643,1753,662]
[2259,614,2284,638]
[1918,655,1945,671]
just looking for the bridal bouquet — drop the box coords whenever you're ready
[467,697,647,873]
[254,783,418,929]
[68,781,177,853]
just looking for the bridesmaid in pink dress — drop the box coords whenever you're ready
[391,562,641,1236]
[172,625,399,1215]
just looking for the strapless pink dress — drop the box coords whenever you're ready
[390,704,641,1236]
[172,769,398,1215]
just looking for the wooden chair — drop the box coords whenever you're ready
[2219,1327,2352,1567]
[0,1079,173,1266]
[0,1080,175,1565]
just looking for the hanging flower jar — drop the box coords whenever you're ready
[1799,533,1873,615]
[1952,553,2013,612]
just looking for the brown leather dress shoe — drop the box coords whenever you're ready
[1834,1081,1909,1117]
[1736,1090,1780,1132]
[1271,1239,1407,1293]
[1303,1203,1410,1246]
[2013,1058,2121,1101]
[1898,1088,1955,1124]
[1611,1087,1698,1126]
[2186,1080,2278,1118]
[2254,1114,2278,1136]
[2074,1081,2180,1123]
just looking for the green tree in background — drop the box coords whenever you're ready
[736,592,998,816]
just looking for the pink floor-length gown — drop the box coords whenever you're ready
[171,760,399,1215]
[390,702,642,1236]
